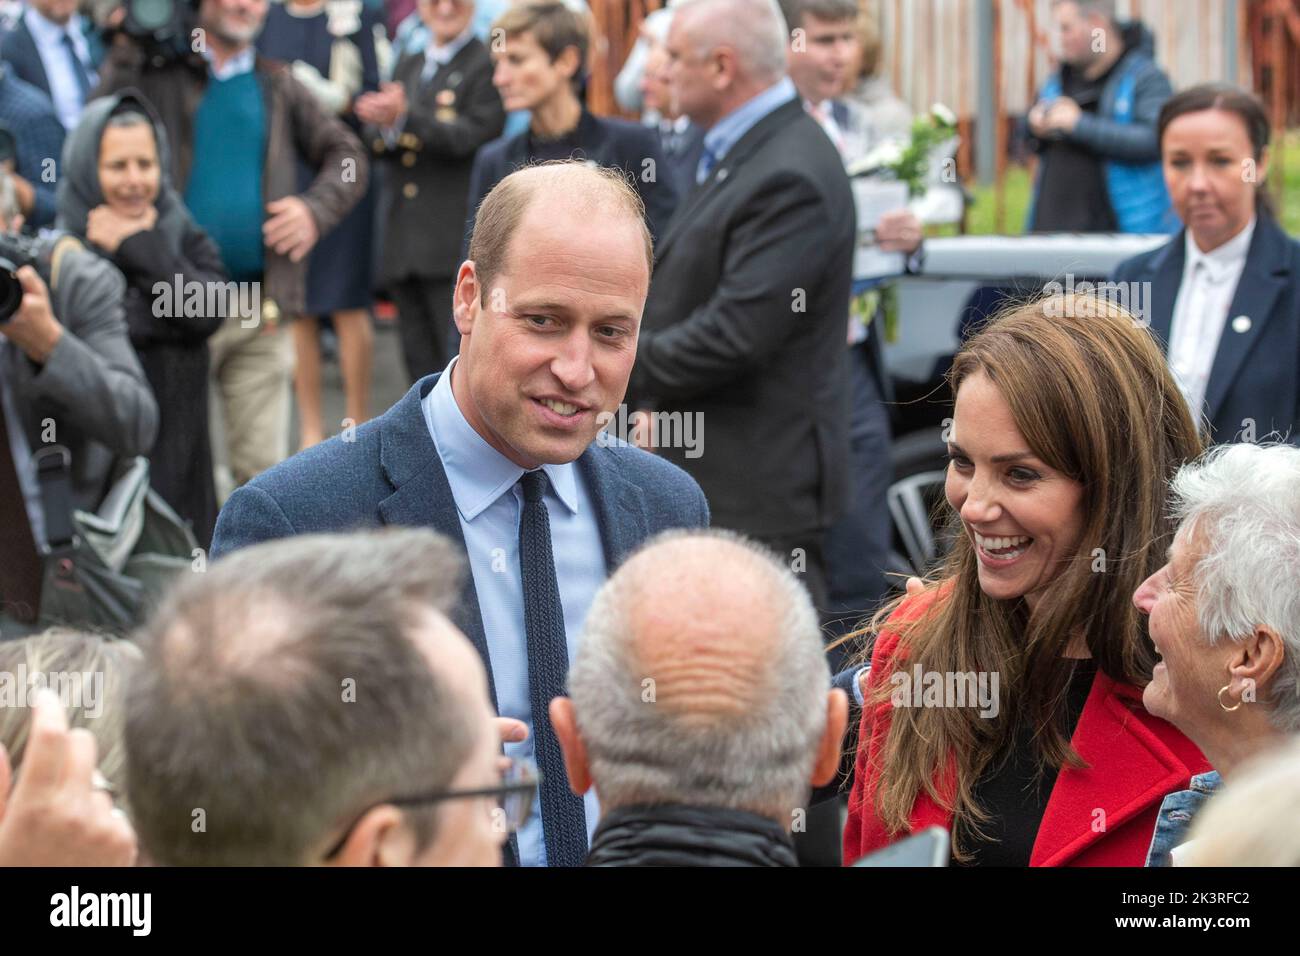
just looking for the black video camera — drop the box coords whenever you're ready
[0,231,46,323]
[118,0,200,64]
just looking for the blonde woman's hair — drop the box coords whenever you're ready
[1184,737,1300,866]
[0,628,141,807]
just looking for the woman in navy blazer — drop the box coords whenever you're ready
[1111,84,1300,446]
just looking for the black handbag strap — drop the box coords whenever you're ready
[33,444,76,550]
[0,390,43,622]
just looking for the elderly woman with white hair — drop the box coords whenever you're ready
[1133,441,1300,865]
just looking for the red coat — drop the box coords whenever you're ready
[843,593,1211,866]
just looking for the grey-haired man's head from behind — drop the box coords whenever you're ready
[125,528,505,867]
[552,529,849,827]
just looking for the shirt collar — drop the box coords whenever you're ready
[1185,216,1256,284]
[702,75,796,167]
[201,45,256,82]
[426,357,580,520]
[25,8,81,44]
[426,25,475,67]
[659,114,690,135]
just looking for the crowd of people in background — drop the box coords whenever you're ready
[0,0,1299,868]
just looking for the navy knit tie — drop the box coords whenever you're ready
[61,31,92,99]
[518,469,587,866]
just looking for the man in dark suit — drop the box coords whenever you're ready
[356,0,505,383]
[627,0,855,612]
[1,0,104,130]
[212,162,709,867]
[463,0,679,249]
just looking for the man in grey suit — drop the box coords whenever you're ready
[0,172,157,620]
[212,162,710,868]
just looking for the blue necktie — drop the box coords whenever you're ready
[518,469,587,866]
[61,31,91,100]
[695,143,719,184]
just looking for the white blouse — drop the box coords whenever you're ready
[1167,218,1256,419]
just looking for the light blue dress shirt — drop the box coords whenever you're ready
[696,75,797,183]
[421,358,605,866]
[200,45,256,81]
[23,8,97,130]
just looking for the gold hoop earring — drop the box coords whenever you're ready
[1217,684,1242,713]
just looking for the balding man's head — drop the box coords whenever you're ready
[667,0,789,128]
[454,161,653,470]
[468,162,653,300]
[552,530,849,826]
[621,534,799,721]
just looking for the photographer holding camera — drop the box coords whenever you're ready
[95,0,368,491]
[0,166,158,622]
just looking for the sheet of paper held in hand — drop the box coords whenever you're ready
[852,179,909,282]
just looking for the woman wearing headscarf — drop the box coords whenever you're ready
[58,90,228,548]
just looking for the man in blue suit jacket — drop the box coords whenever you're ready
[1,0,104,130]
[1111,210,1300,446]
[212,162,709,867]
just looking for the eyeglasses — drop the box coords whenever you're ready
[322,758,540,860]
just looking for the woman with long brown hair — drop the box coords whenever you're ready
[844,293,1211,866]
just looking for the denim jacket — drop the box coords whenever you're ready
[1145,770,1221,867]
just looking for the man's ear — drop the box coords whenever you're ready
[549,697,592,796]
[1229,625,1287,705]
[810,688,850,788]
[555,44,582,81]
[328,804,419,868]
[711,46,737,92]
[452,260,479,336]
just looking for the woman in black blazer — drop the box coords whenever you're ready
[1111,84,1300,446]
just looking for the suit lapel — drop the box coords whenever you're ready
[655,96,802,261]
[576,446,649,572]
[395,49,424,94]
[1142,232,1186,347]
[422,40,477,96]
[1030,672,1193,866]
[1203,218,1290,427]
[375,375,496,707]
[19,21,51,96]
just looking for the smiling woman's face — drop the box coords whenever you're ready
[945,370,1087,607]
[1133,524,1230,728]
[98,123,161,219]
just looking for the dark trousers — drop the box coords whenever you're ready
[392,275,456,383]
[752,532,829,613]
[823,339,894,649]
